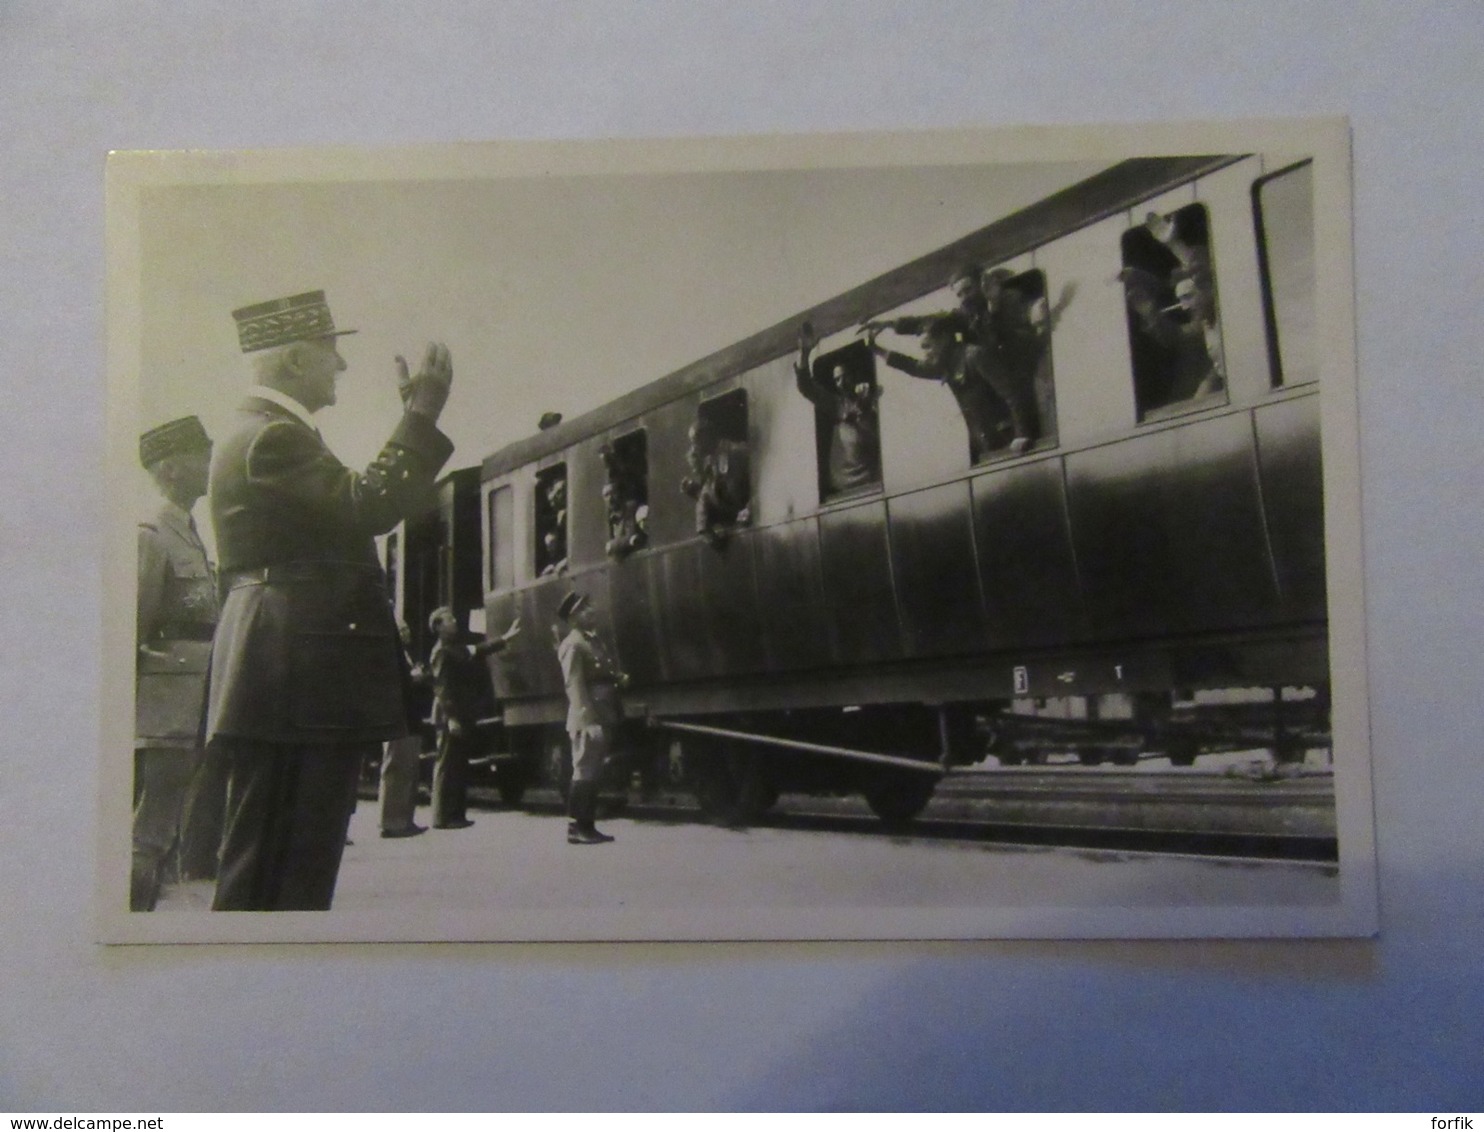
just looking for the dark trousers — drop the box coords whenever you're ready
[131,746,200,911]
[211,741,366,912]
[964,344,1039,445]
[177,742,230,881]
[431,726,477,826]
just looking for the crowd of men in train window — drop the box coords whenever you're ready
[531,212,1227,570]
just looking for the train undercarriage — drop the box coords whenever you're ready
[487,682,1332,828]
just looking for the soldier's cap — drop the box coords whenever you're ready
[231,290,358,354]
[557,591,590,621]
[139,415,211,469]
[537,411,564,430]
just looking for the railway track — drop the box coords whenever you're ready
[459,765,1337,862]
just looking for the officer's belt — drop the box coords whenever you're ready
[226,561,385,588]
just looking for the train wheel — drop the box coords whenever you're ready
[693,743,776,826]
[1166,739,1198,768]
[1271,739,1307,765]
[496,763,529,807]
[1077,750,1107,767]
[862,770,938,827]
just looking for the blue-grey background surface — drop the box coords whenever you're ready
[2,0,1480,1111]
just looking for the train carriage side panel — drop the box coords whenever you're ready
[609,552,663,687]
[652,544,718,681]
[700,528,769,677]
[969,455,1089,649]
[749,516,837,672]
[1065,414,1281,643]
[1252,391,1326,622]
[1165,412,1284,629]
[748,353,820,524]
[886,480,988,659]
[817,499,905,663]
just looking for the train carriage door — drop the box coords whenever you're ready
[1119,202,1230,420]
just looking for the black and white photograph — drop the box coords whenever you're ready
[98,119,1375,944]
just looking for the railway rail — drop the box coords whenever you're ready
[456,763,1336,862]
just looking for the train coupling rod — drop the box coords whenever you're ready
[649,718,944,777]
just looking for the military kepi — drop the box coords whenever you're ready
[231,290,358,353]
[558,591,590,620]
[139,415,211,469]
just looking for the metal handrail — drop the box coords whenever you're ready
[650,718,943,776]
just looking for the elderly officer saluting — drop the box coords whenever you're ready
[206,290,456,911]
[132,415,218,911]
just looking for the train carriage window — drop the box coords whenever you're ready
[798,338,882,501]
[601,429,649,559]
[534,464,568,576]
[986,267,1060,450]
[1119,203,1229,419]
[486,484,514,591]
[681,389,751,547]
[1253,161,1317,387]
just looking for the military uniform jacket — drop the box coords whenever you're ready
[136,500,219,747]
[557,627,622,733]
[205,396,454,745]
[429,636,505,731]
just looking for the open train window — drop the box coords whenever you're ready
[681,389,751,546]
[1119,202,1228,420]
[986,267,1060,450]
[801,339,881,501]
[486,484,514,591]
[534,464,567,577]
[1253,160,1317,387]
[601,429,649,558]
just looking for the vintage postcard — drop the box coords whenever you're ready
[99,119,1376,943]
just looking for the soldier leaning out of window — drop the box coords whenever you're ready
[599,441,648,559]
[680,417,750,548]
[793,321,881,495]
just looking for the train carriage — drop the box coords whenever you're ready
[411,152,1327,824]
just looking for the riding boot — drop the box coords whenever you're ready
[567,781,614,845]
[130,856,160,912]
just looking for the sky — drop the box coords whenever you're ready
[130,153,1106,492]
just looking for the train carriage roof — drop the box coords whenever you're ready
[481,154,1243,480]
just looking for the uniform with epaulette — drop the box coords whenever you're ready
[205,291,454,911]
[132,415,218,911]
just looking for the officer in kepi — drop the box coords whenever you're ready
[132,415,218,911]
[205,290,456,911]
[555,590,627,845]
